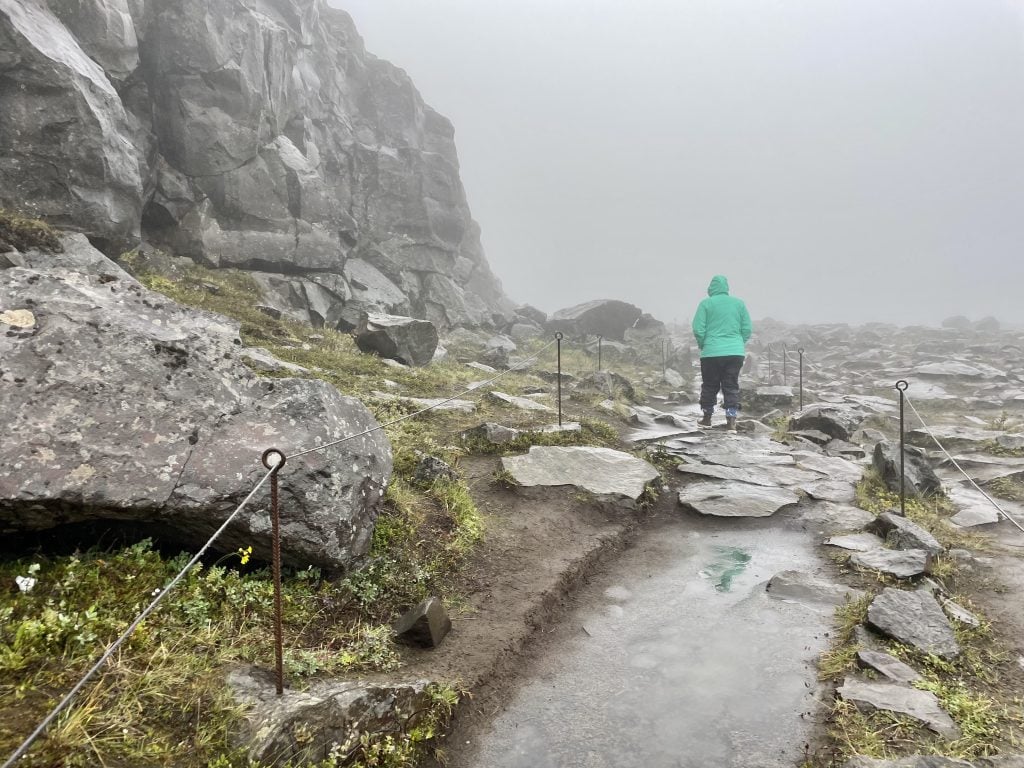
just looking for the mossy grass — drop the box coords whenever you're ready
[0,208,62,253]
[1,260,643,766]
[817,475,1022,764]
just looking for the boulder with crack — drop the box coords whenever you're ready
[0,244,391,572]
[788,403,866,441]
[873,441,943,497]
[355,312,438,367]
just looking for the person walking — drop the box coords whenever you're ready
[692,275,752,430]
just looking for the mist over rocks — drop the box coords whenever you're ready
[0,0,513,332]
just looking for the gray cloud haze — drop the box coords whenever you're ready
[338,0,1024,327]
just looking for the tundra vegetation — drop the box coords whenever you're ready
[1,252,642,768]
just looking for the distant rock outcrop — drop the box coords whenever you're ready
[0,0,513,331]
[0,236,392,572]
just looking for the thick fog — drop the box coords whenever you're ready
[338,0,1024,328]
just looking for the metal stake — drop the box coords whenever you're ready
[767,345,773,382]
[798,348,805,410]
[261,448,287,695]
[555,333,563,427]
[597,336,602,372]
[783,343,788,385]
[662,339,667,376]
[896,381,909,517]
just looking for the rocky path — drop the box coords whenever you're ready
[449,513,836,768]
[445,403,876,768]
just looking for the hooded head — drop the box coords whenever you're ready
[707,275,730,296]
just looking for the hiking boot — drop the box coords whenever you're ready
[699,411,713,428]
[726,416,737,431]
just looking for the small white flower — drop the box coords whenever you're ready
[15,576,36,593]
[151,588,161,596]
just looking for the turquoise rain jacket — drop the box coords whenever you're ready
[692,275,752,358]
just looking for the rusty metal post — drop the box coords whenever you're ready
[895,381,908,517]
[261,448,287,695]
[555,333,563,427]
[798,348,805,410]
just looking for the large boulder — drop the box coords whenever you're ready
[0,243,392,572]
[548,299,643,341]
[788,403,865,441]
[0,0,143,251]
[866,588,960,660]
[355,312,438,367]
[872,441,942,498]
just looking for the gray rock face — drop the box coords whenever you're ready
[229,666,430,766]
[856,649,922,684]
[1,0,513,330]
[0,246,392,572]
[850,549,931,579]
[677,482,800,518]
[0,0,142,251]
[866,512,944,554]
[355,313,439,367]
[866,588,961,660]
[873,441,943,498]
[836,677,960,738]
[745,385,794,413]
[789,403,865,441]
[548,299,643,341]
[501,446,660,505]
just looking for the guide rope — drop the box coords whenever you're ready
[1,468,276,768]
[904,394,1024,536]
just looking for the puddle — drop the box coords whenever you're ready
[699,545,752,592]
[453,524,829,768]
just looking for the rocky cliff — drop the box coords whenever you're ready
[0,0,513,331]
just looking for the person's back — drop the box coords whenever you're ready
[692,275,752,428]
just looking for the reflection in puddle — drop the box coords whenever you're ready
[698,545,752,592]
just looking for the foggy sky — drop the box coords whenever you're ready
[337,0,1024,328]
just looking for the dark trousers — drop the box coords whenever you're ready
[699,355,745,412]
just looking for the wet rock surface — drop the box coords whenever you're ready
[856,649,922,684]
[355,313,439,367]
[850,549,931,579]
[0,244,391,571]
[837,677,960,737]
[678,482,801,518]
[0,0,514,330]
[866,588,961,660]
[501,446,660,505]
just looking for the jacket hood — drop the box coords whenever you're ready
[707,275,730,296]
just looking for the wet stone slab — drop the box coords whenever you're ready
[675,461,821,488]
[678,482,801,518]
[766,570,866,606]
[856,649,922,684]
[850,548,931,579]
[866,588,960,660]
[837,677,959,738]
[502,446,660,504]
[825,532,886,552]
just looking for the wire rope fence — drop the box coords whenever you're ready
[3,335,568,768]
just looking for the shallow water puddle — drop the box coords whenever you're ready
[699,545,752,592]
[454,525,831,768]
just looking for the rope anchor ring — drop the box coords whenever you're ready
[261,448,286,471]
[895,380,909,392]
